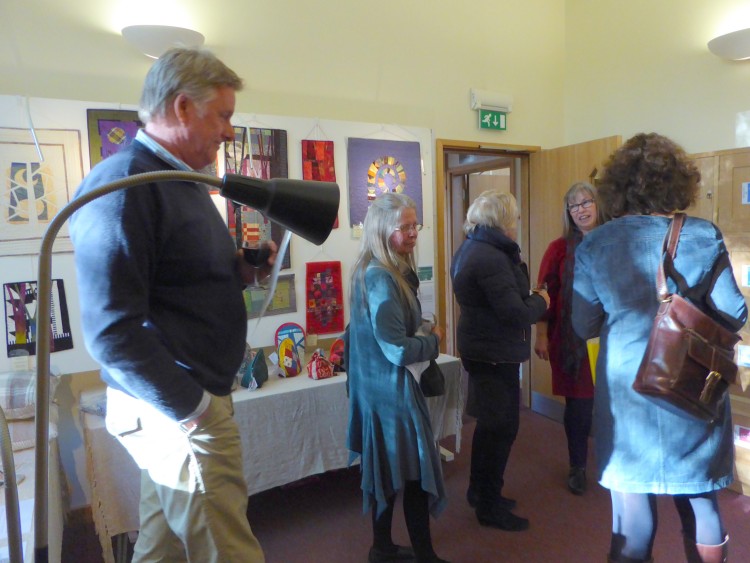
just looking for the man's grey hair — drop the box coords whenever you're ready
[138,48,244,124]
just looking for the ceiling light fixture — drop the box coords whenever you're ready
[708,28,750,60]
[121,24,205,59]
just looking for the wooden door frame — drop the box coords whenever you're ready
[435,139,540,405]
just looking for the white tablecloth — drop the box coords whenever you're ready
[82,354,462,563]
[0,439,63,563]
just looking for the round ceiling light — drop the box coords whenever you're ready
[708,28,750,61]
[122,25,205,59]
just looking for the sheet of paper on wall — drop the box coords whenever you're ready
[742,181,750,205]
[419,280,435,318]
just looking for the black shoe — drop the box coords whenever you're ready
[476,505,530,531]
[368,544,416,562]
[466,486,516,509]
[567,466,587,496]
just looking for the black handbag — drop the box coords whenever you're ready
[420,359,446,397]
[632,213,740,422]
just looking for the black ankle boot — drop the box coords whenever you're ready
[476,504,529,532]
[466,486,516,509]
[368,544,416,562]
[567,466,587,496]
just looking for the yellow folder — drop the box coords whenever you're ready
[587,337,600,385]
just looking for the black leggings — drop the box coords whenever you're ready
[372,480,435,561]
[609,490,724,560]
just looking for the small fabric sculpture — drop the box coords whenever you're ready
[307,349,335,380]
[278,337,302,377]
[329,337,346,372]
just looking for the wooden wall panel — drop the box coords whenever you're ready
[528,136,621,401]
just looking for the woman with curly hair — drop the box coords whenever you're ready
[571,133,747,563]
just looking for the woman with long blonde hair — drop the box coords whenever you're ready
[347,193,449,563]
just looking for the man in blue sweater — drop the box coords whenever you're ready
[70,48,270,562]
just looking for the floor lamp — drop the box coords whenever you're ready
[31,170,339,562]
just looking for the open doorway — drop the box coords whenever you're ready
[435,135,621,416]
[434,139,540,406]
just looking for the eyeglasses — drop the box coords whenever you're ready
[567,199,594,214]
[394,223,423,233]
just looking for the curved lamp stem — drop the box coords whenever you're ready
[34,171,221,562]
[33,170,337,560]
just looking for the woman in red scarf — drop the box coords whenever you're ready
[534,181,602,495]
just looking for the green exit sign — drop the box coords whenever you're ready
[479,109,507,130]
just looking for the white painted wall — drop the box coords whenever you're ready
[565,0,750,153]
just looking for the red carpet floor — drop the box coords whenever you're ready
[245,409,750,563]
[64,407,750,562]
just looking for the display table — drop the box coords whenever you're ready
[82,354,462,563]
[0,440,64,563]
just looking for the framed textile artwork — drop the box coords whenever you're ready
[0,127,83,255]
[346,138,423,228]
[4,278,73,357]
[243,273,297,319]
[86,109,142,168]
[225,127,291,269]
[301,139,338,229]
[225,126,250,176]
[305,261,344,335]
[247,127,289,179]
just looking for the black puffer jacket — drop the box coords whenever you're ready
[450,226,547,364]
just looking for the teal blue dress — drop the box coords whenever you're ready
[346,261,446,516]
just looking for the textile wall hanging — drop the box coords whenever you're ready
[243,273,296,319]
[0,128,83,255]
[86,109,142,168]
[301,139,338,228]
[4,279,73,357]
[346,138,423,228]
[305,261,344,335]
[225,127,291,269]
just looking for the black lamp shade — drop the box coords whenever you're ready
[220,175,340,246]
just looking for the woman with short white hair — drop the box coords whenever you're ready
[451,190,549,532]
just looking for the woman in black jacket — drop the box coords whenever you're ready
[450,190,549,531]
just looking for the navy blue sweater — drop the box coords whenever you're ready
[450,226,547,364]
[69,141,246,420]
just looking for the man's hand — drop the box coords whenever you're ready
[237,241,278,285]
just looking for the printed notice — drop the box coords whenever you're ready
[743,182,750,205]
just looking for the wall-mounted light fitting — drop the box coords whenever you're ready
[469,88,513,113]
[122,25,205,59]
[708,28,750,60]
